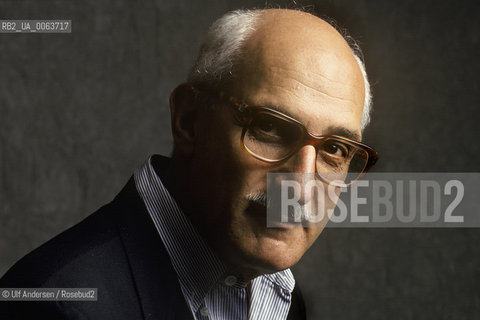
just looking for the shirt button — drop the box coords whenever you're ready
[224,275,237,286]
[200,307,210,317]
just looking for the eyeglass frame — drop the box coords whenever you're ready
[192,86,379,186]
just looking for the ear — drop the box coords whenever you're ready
[170,83,198,157]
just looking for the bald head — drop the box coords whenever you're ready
[188,8,371,129]
[247,10,363,87]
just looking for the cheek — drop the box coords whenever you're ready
[192,117,268,211]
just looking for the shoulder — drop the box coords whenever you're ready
[0,179,158,319]
[1,200,125,288]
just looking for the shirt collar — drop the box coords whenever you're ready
[264,269,296,293]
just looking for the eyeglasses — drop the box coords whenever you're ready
[221,94,379,187]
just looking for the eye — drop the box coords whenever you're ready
[256,115,276,133]
[320,140,350,158]
[250,114,283,137]
[248,113,302,145]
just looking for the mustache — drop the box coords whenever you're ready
[245,192,271,208]
[245,192,316,222]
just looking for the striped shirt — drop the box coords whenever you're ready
[134,156,295,319]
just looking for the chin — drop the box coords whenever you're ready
[233,231,307,275]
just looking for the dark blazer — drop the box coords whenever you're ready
[0,177,306,319]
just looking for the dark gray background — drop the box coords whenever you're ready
[1,0,479,319]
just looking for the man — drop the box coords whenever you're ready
[0,8,377,319]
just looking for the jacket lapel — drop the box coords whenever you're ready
[114,178,193,320]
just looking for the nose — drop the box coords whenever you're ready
[287,144,317,174]
[282,145,318,205]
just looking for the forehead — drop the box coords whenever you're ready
[232,11,365,137]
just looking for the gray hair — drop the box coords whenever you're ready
[188,9,372,130]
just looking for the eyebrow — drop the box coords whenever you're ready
[323,126,362,142]
[258,103,362,142]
